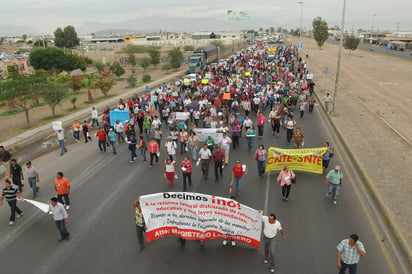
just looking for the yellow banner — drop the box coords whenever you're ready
[265,147,327,174]
[201,78,209,84]
[267,47,277,53]
[244,71,251,77]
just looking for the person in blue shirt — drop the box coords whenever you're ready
[108,128,117,155]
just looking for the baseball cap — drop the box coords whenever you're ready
[26,161,31,165]
[335,165,341,171]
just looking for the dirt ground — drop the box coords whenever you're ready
[301,37,412,254]
[0,64,173,142]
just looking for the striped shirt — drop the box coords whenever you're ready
[337,239,366,264]
[2,186,19,201]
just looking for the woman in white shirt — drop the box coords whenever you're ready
[164,155,176,187]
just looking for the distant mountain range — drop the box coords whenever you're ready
[0,24,42,37]
[0,16,277,37]
[78,16,276,35]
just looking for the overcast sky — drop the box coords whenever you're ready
[2,0,411,34]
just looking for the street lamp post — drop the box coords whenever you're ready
[332,0,347,114]
[298,1,304,40]
[370,14,376,45]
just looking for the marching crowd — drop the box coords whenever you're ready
[0,43,365,273]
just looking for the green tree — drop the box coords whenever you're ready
[29,48,85,72]
[343,36,361,54]
[41,82,69,116]
[167,47,183,71]
[126,70,137,87]
[110,62,125,78]
[0,75,39,127]
[32,39,47,48]
[70,96,77,109]
[209,40,225,51]
[54,25,80,48]
[81,74,96,103]
[95,71,114,96]
[148,47,160,67]
[312,16,329,49]
[94,61,106,73]
[139,57,151,70]
[142,74,151,82]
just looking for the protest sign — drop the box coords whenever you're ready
[140,192,262,248]
[265,147,327,174]
[193,128,223,142]
[109,110,129,126]
[175,112,188,120]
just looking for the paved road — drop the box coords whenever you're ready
[329,40,412,61]
[0,106,408,274]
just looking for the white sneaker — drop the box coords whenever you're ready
[8,221,14,226]
[65,205,70,210]
[17,212,24,218]
[130,160,134,164]
[231,241,236,247]
[222,240,228,246]
[333,200,337,205]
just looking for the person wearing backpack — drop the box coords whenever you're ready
[322,142,334,174]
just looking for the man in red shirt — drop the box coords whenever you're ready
[95,127,108,152]
[212,147,225,181]
[231,160,248,196]
[55,172,71,210]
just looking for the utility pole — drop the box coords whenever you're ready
[332,0,347,114]
[396,23,400,38]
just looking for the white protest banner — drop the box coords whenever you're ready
[20,198,50,214]
[140,192,262,248]
[193,128,223,142]
[175,112,187,120]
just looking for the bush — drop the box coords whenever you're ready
[161,63,172,71]
[142,74,152,82]
[84,57,93,65]
[127,74,137,87]
[183,45,195,52]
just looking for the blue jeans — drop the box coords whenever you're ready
[264,235,277,267]
[110,141,117,153]
[189,145,197,160]
[258,125,264,137]
[28,177,38,197]
[140,148,147,162]
[145,129,150,140]
[247,137,255,151]
[117,132,124,143]
[257,160,266,176]
[234,177,244,195]
[339,261,357,274]
[180,141,186,154]
[328,183,341,201]
[55,219,69,239]
[130,146,137,161]
[59,140,67,155]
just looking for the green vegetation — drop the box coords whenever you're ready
[142,74,152,82]
[167,47,183,71]
[209,40,225,50]
[54,25,80,48]
[148,47,160,67]
[139,57,151,70]
[344,37,361,54]
[312,17,329,49]
[29,48,85,72]
[183,45,195,52]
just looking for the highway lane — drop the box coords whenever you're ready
[0,105,406,274]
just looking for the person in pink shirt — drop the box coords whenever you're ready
[257,112,266,139]
[276,165,295,202]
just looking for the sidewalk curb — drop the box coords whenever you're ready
[314,92,412,268]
